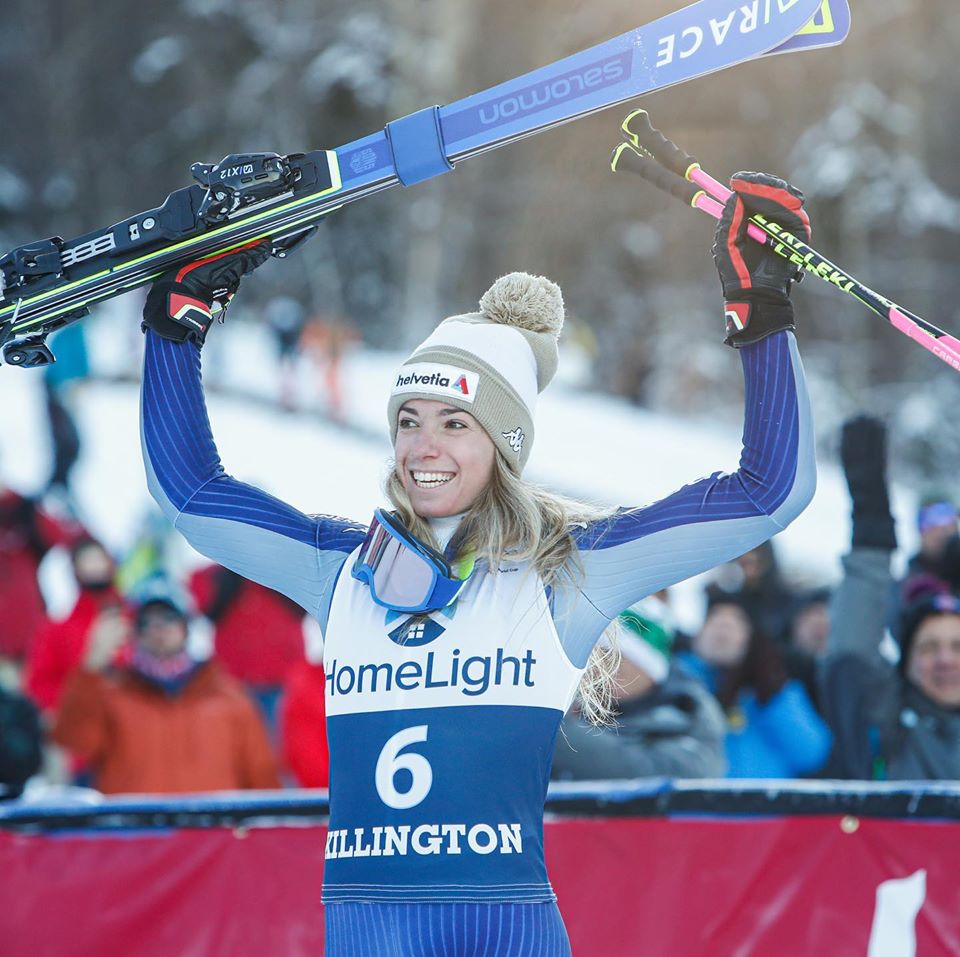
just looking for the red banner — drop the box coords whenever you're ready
[2,815,958,955]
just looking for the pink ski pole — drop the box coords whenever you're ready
[612,110,960,373]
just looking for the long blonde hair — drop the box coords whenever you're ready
[385,453,621,725]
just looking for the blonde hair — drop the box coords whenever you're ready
[385,454,622,725]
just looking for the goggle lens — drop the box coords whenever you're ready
[352,510,467,613]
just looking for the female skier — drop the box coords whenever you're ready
[139,172,816,955]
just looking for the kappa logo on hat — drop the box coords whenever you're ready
[392,363,478,404]
[502,427,525,454]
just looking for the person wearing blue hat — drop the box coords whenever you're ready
[903,494,960,596]
[52,576,281,794]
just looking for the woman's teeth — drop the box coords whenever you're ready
[413,471,454,489]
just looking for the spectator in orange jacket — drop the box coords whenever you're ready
[53,577,280,795]
[25,536,128,716]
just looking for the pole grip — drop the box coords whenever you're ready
[611,143,702,206]
[621,110,699,180]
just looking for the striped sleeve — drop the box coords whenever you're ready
[140,331,366,625]
[555,331,816,667]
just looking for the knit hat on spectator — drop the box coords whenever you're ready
[917,496,958,532]
[617,599,676,684]
[897,587,960,672]
[791,587,832,615]
[132,576,192,628]
[387,273,564,473]
[704,585,755,618]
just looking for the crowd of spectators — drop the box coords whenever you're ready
[2,415,959,801]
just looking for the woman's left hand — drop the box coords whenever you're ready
[712,171,811,348]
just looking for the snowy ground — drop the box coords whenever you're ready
[0,294,920,632]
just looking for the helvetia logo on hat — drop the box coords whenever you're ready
[392,363,479,404]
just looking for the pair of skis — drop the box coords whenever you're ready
[611,111,960,372]
[0,0,846,367]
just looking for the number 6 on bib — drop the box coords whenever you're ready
[375,725,433,810]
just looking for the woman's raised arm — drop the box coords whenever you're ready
[556,174,818,667]
[140,249,366,625]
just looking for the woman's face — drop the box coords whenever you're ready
[694,603,753,667]
[394,399,496,518]
[907,613,960,708]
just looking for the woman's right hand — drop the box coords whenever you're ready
[141,239,272,345]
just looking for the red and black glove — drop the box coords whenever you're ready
[142,240,272,345]
[712,171,811,348]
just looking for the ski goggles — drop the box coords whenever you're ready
[351,509,471,613]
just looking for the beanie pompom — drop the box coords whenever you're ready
[479,272,564,338]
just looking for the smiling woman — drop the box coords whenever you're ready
[137,172,818,957]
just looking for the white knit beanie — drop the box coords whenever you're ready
[387,273,564,473]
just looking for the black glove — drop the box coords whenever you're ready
[142,240,272,345]
[713,172,811,348]
[840,415,897,550]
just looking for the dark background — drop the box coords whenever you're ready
[2,0,957,484]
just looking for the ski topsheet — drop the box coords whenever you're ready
[0,0,835,365]
[767,0,850,55]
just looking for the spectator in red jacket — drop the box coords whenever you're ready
[25,536,128,715]
[0,479,79,663]
[189,563,307,733]
[53,577,281,795]
[280,659,329,788]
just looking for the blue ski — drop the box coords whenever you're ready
[339,0,830,192]
[0,0,833,366]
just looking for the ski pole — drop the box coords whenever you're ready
[611,109,960,374]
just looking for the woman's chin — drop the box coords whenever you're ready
[412,497,458,518]
[408,486,467,518]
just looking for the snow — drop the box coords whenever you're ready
[0,166,30,214]
[792,82,960,235]
[130,37,186,86]
[0,296,921,633]
[303,13,392,108]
